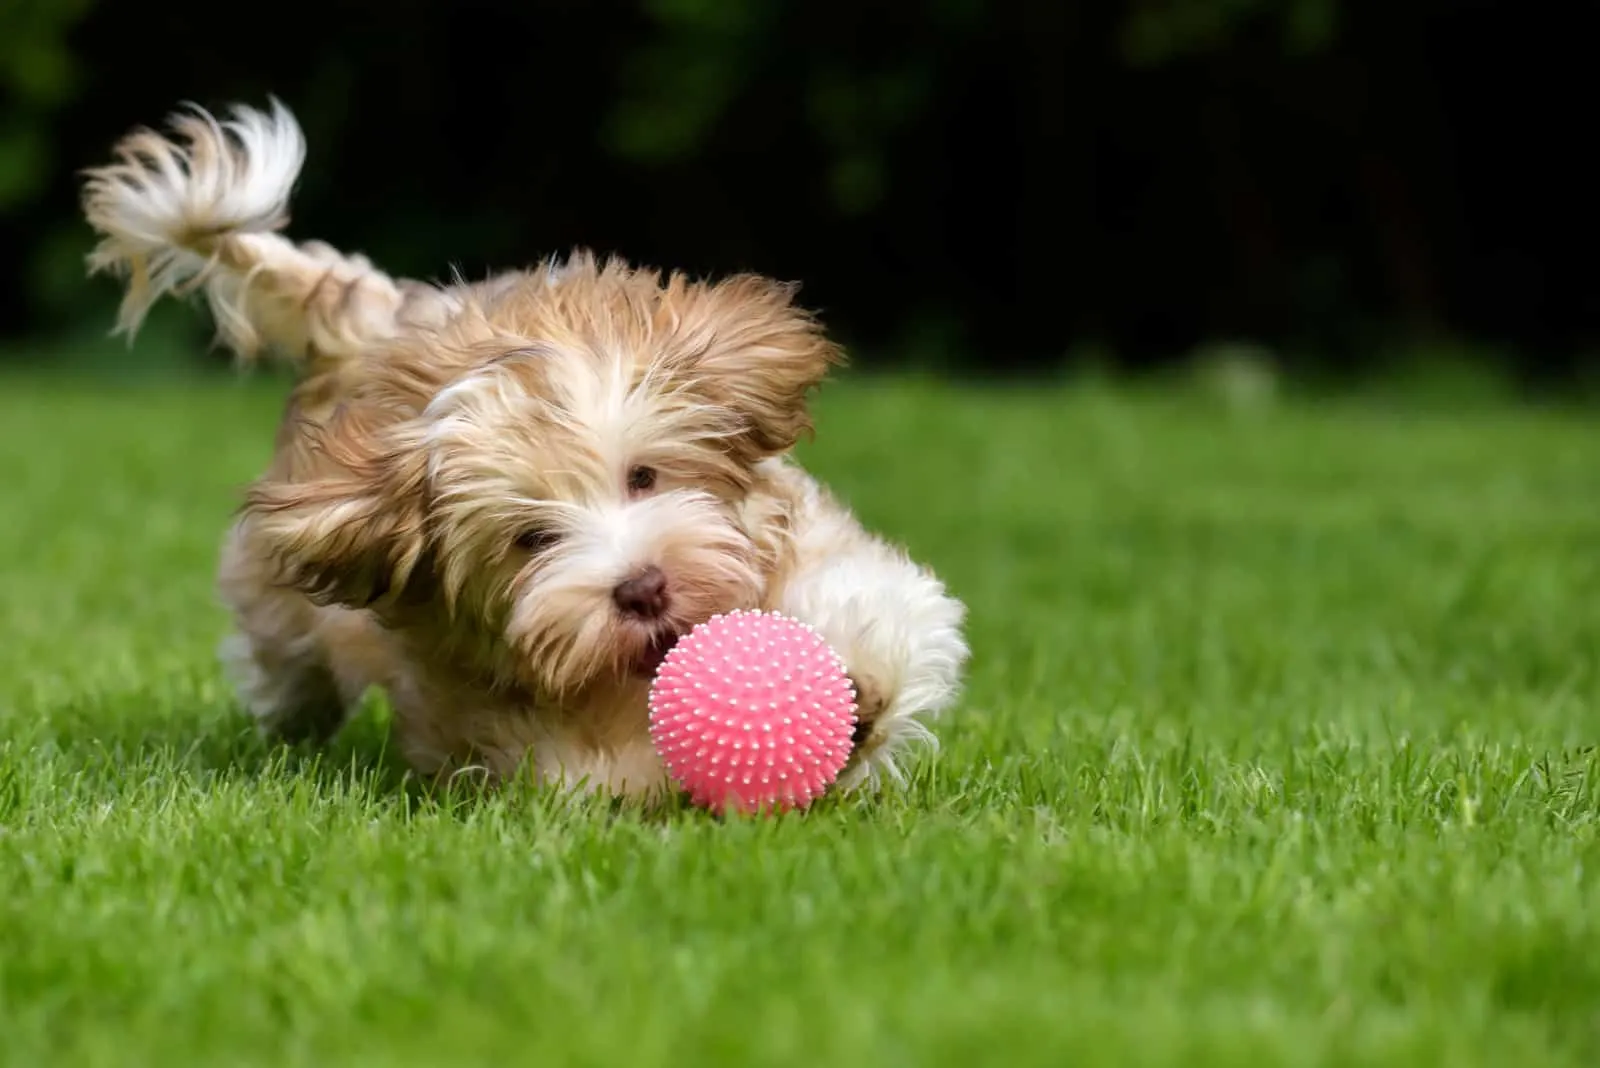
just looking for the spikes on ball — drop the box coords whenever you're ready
[648,609,858,813]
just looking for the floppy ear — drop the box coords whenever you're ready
[659,274,845,461]
[241,409,430,610]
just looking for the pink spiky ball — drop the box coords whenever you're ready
[648,609,858,813]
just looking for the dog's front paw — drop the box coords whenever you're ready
[832,652,940,793]
[845,672,888,748]
[772,520,970,791]
[781,575,968,791]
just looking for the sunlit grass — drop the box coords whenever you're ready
[2,365,1598,1066]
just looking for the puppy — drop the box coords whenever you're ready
[80,100,969,800]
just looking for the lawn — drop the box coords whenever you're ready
[2,363,1598,1066]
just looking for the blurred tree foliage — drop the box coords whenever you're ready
[1119,0,1337,64]
[0,0,94,210]
[0,0,1591,382]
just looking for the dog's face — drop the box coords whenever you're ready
[419,342,776,694]
[246,258,840,698]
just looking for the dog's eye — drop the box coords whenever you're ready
[627,465,657,494]
[515,527,560,553]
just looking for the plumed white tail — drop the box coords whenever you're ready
[82,100,305,340]
[81,100,430,367]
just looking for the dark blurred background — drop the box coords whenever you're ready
[1,0,1595,387]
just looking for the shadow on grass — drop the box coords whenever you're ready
[13,689,397,779]
[4,638,942,826]
[6,687,881,826]
[1,686,542,821]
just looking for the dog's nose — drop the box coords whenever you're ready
[613,566,670,619]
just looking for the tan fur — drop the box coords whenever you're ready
[83,102,969,800]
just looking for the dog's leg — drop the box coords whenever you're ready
[81,100,453,369]
[215,520,354,745]
[764,478,969,792]
[217,626,348,745]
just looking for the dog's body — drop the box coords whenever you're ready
[81,101,968,799]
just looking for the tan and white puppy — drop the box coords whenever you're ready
[81,100,968,800]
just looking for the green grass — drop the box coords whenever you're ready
[2,365,1599,1066]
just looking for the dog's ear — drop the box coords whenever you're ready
[241,407,430,609]
[659,274,845,461]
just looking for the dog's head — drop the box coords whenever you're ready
[245,255,841,696]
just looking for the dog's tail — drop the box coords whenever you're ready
[82,100,441,367]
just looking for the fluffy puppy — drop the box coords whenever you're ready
[80,100,968,800]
